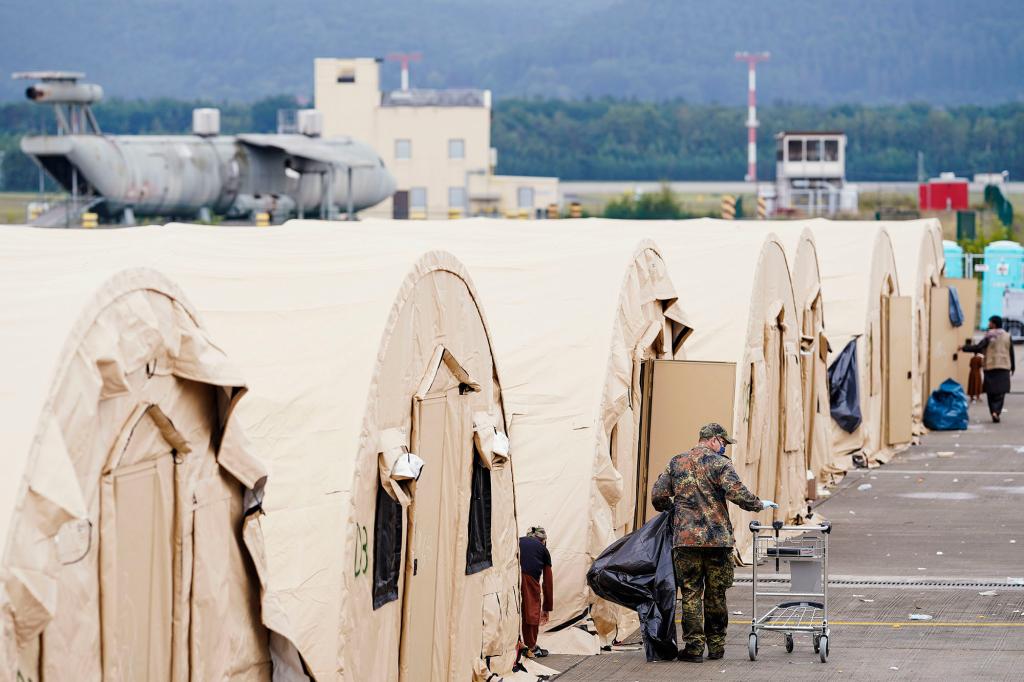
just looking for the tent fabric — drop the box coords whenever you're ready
[280,218,688,650]
[597,219,806,553]
[886,219,946,436]
[0,234,273,681]
[799,219,908,465]
[0,224,523,682]
[722,223,835,486]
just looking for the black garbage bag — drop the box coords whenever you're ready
[587,511,677,661]
[924,378,969,431]
[827,338,862,433]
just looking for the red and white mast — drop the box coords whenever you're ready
[735,52,770,183]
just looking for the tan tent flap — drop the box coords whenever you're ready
[884,296,915,445]
[887,219,945,434]
[636,360,737,524]
[945,277,980,388]
[929,287,962,393]
[0,235,272,681]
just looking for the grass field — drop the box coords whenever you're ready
[0,192,64,225]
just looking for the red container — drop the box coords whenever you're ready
[919,180,969,211]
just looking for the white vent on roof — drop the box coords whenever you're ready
[298,110,323,137]
[192,108,220,137]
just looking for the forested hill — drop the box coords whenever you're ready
[1,0,1022,104]
[2,98,1022,188]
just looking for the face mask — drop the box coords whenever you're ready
[717,444,726,455]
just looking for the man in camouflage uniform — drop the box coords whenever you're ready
[651,422,778,662]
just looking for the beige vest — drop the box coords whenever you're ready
[985,329,1012,370]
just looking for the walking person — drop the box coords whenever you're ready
[651,423,777,662]
[962,315,1016,422]
[519,526,553,659]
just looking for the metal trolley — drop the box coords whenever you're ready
[747,520,832,663]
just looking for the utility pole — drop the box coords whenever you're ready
[917,151,925,183]
[735,52,770,183]
[386,52,423,91]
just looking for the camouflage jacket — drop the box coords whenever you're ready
[651,444,763,548]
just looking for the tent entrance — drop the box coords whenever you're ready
[929,286,961,394]
[400,348,478,682]
[634,359,736,527]
[883,296,914,445]
[943,277,979,388]
[97,384,270,682]
[100,405,182,682]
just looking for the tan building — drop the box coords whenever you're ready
[315,58,559,219]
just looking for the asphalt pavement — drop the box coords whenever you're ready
[546,379,1024,681]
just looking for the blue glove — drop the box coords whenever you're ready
[761,499,779,510]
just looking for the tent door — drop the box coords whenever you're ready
[100,408,179,682]
[401,348,475,681]
[929,286,961,394]
[884,296,914,445]
[635,359,736,527]
[944,277,978,388]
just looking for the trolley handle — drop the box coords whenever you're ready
[749,521,831,534]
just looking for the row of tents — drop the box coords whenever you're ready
[0,217,975,681]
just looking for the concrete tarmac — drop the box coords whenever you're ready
[547,381,1024,680]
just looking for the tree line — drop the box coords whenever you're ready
[2,97,1023,191]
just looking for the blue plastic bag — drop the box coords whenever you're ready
[924,379,969,431]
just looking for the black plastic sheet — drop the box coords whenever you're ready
[587,512,678,661]
[924,378,969,431]
[827,338,862,433]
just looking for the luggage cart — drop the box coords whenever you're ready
[747,520,832,663]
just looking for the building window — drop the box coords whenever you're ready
[336,68,356,83]
[410,187,427,209]
[806,139,822,162]
[824,139,839,162]
[449,186,467,209]
[395,139,412,160]
[372,481,403,609]
[517,187,535,209]
[448,138,465,159]
[787,138,803,162]
[465,455,493,575]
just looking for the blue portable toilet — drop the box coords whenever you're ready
[943,240,964,278]
[981,240,1024,328]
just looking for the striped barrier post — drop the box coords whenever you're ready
[721,195,736,220]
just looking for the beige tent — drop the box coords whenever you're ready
[601,220,806,550]
[0,230,272,681]
[283,218,689,653]
[803,219,913,465]
[887,219,953,434]
[737,224,833,485]
[151,224,523,681]
[1,224,523,681]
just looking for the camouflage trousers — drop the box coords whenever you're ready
[672,547,735,656]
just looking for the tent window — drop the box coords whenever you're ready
[372,480,404,609]
[465,452,493,575]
